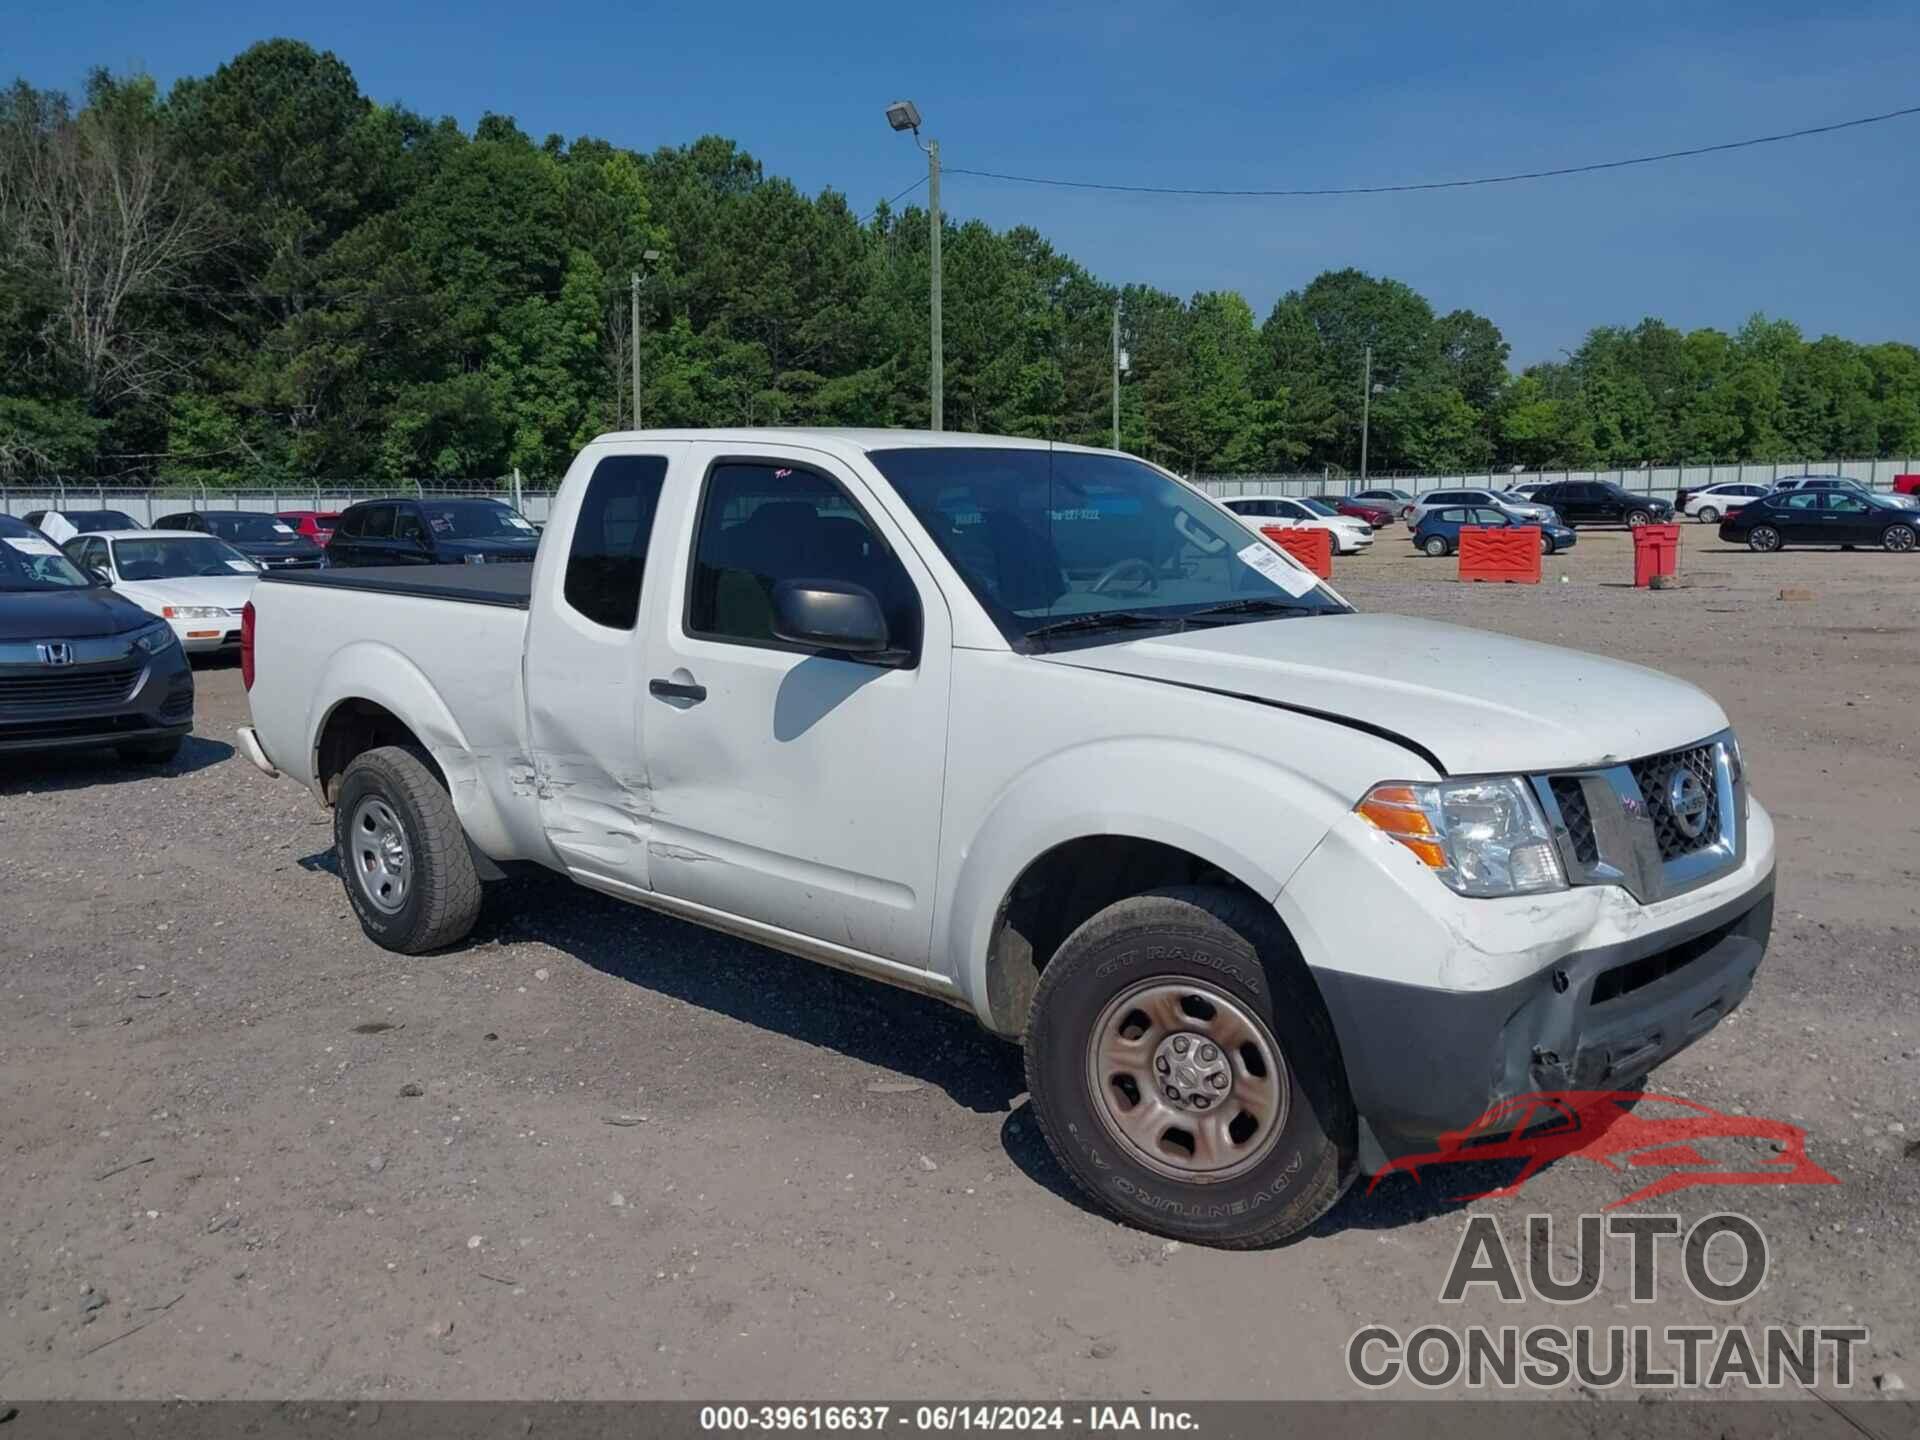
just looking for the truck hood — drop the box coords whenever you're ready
[1036,613,1729,775]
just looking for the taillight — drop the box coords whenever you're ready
[241,601,256,691]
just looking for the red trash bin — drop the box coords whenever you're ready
[1632,523,1681,587]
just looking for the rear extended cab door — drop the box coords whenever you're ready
[635,440,954,968]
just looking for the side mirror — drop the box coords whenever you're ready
[771,579,889,655]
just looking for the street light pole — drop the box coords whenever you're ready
[1111,298,1121,450]
[887,100,942,431]
[630,249,661,430]
[1359,344,1373,485]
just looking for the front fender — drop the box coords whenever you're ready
[939,735,1357,1031]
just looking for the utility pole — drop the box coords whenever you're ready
[629,271,643,431]
[927,138,942,431]
[886,102,941,430]
[1111,298,1121,450]
[1359,344,1374,484]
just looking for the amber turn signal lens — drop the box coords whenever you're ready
[1356,784,1447,869]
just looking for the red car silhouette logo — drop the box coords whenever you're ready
[1369,1090,1838,1208]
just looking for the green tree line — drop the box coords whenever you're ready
[4,40,1919,485]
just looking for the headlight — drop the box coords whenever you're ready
[130,620,179,655]
[161,605,226,620]
[1357,777,1565,898]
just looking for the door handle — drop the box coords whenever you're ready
[649,678,707,704]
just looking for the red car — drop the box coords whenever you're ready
[1367,1090,1838,1208]
[277,510,343,547]
[1894,474,1920,497]
[1308,493,1395,528]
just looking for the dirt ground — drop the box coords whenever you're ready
[1,525,1916,1403]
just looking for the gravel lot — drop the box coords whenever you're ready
[2,525,1916,1402]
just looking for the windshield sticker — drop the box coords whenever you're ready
[1237,541,1320,598]
[4,536,63,557]
[430,515,453,533]
[507,516,535,531]
[271,522,295,534]
[226,559,259,573]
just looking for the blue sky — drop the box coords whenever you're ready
[6,0,1917,365]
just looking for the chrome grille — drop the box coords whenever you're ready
[1629,745,1721,861]
[1548,777,1598,864]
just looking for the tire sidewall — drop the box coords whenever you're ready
[1424,536,1447,557]
[1699,506,1719,524]
[1027,904,1348,1244]
[334,754,437,950]
[1885,524,1916,553]
[1750,526,1780,552]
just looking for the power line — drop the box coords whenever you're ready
[945,103,1920,198]
[860,173,927,225]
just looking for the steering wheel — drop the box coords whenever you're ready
[1089,557,1158,595]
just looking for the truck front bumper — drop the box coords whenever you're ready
[1277,799,1777,1174]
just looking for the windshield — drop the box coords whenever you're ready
[65,510,138,531]
[0,534,95,592]
[113,536,259,580]
[1298,498,1338,516]
[1495,491,1529,503]
[869,447,1350,647]
[421,501,538,540]
[208,513,306,543]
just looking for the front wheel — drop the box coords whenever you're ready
[1024,887,1354,1248]
[334,745,483,954]
[1422,535,1449,557]
[1747,525,1783,553]
[1540,534,1556,555]
[1884,524,1917,554]
[1626,509,1652,527]
[1697,505,1720,524]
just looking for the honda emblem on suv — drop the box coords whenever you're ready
[36,641,74,667]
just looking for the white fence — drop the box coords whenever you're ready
[0,481,561,526]
[1196,456,1920,502]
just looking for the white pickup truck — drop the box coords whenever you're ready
[239,429,1776,1246]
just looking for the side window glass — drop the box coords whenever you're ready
[563,454,669,630]
[394,509,426,543]
[361,505,395,539]
[688,461,922,660]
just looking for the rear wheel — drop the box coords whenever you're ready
[334,745,482,954]
[1884,523,1917,554]
[1697,505,1720,524]
[1024,887,1353,1248]
[1422,535,1449,558]
[1747,525,1783,553]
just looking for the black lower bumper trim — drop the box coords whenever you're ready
[1311,873,1775,1173]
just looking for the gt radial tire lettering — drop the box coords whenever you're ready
[1108,1149,1308,1216]
[1094,942,1263,995]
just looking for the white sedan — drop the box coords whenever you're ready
[63,529,262,652]
[1681,483,1769,523]
[1220,495,1374,554]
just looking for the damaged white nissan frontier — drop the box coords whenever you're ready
[238,430,1774,1246]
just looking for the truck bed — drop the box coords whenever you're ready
[261,564,533,609]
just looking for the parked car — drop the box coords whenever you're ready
[22,509,143,544]
[153,511,327,570]
[1411,505,1577,557]
[1406,488,1557,530]
[1306,493,1395,528]
[1719,490,1918,553]
[1893,474,1920,497]
[0,526,193,762]
[277,510,343,546]
[1524,482,1673,528]
[63,530,259,653]
[326,497,541,567]
[1350,487,1413,517]
[1508,482,1555,502]
[1220,495,1373,554]
[1769,475,1918,509]
[240,427,1775,1247]
[1679,483,1769,523]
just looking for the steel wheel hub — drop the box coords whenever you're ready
[351,797,411,914]
[1086,978,1290,1184]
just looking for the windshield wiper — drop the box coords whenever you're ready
[1024,610,1183,649]
[1182,597,1328,625]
